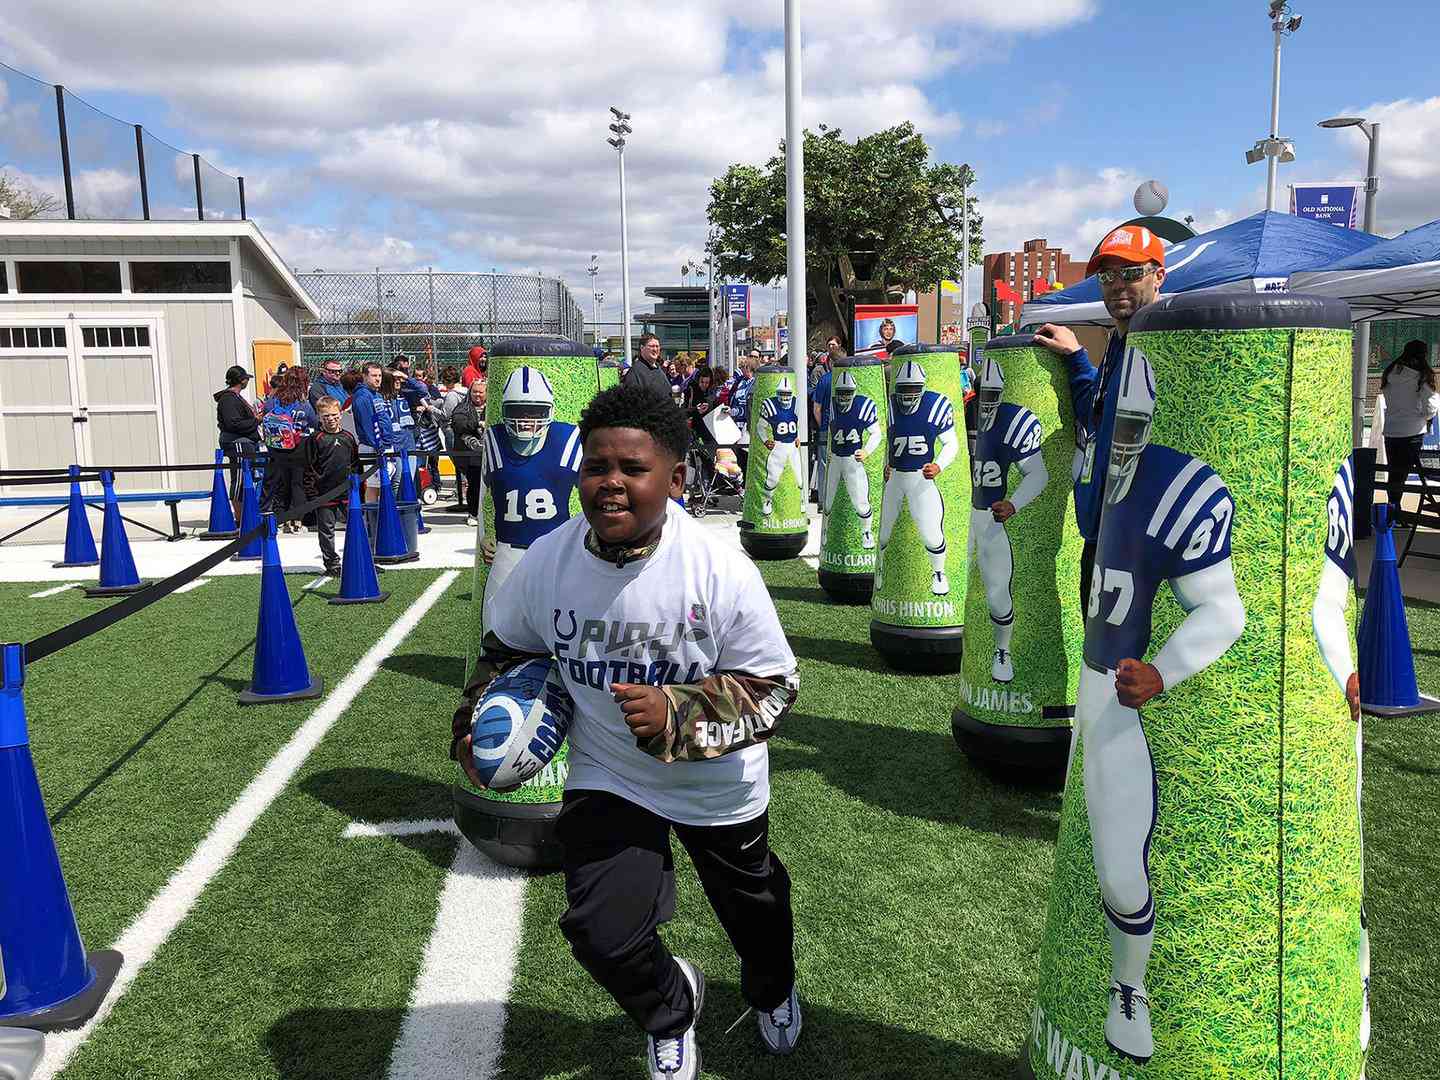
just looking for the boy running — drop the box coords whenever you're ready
[452,384,802,1079]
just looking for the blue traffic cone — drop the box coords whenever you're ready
[0,643,122,1029]
[1358,502,1440,716]
[238,516,324,705]
[53,465,99,568]
[331,476,388,605]
[373,453,414,564]
[231,458,263,561]
[84,471,145,597]
[198,450,239,540]
[403,455,431,535]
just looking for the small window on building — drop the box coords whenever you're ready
[0,262,8,293]
[128,261,232,294]
[16,261,122,294]
[0,325,66,349]
[82,325,151,349]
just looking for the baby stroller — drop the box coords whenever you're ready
[685,404,746,517]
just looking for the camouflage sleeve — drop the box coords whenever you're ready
[449,632,550,761]
[636,669,800,764]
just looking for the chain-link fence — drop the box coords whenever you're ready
[296,270,588,370]
[0,61,245,221]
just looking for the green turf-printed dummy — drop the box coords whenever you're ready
[817,356,888,602]
[739,364,810,560]
[953,335,1082,778]
[598,357,621,392]
[458,337,591,869]
[868,344,970,670]
[1025,294,1364,1080]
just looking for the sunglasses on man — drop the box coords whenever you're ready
[1096,264,1158,287]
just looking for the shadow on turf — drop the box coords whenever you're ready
[381,651,466,689]
[300,766,458,868]
[770,713,1060,842]
[784,632,887,671]
[264,993,1025,1080]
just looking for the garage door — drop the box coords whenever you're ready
[0,315,170,495]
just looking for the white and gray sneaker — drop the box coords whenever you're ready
[757,983,802,1055]
[647,958,704,1080]
[1104,981,1153,1064]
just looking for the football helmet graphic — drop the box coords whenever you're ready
[776,375,795,410]
[501,366,555,453]
[833,370,857,412]
[978,352,1005,432]
[894,361,926,414]
[1106,345,1156,506]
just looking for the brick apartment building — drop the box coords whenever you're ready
[983,238,1087,328]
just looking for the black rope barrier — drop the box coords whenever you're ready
[23,461,380,665]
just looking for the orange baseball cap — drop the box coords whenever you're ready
[1085,225,1166,277]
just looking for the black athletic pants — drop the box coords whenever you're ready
[555,788,795,1038]
[1384,434,1424,511]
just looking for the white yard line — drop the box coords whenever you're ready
[801,555,819,569]
[302,575,331,592]
[28,583,77,598]
[172,578,210,594]
[34,570,459,1080]
[344,819,526,1080]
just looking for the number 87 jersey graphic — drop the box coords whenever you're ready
[1077,344,1246,1066]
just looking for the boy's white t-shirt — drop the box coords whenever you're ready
[486,500,796,826]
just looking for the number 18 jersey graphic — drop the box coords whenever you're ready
[1075,344,1246,1066]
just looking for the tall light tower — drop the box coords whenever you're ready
[1246,0,1302,211]
[607,106,634,359]
[587,254,600,340]
[1319,114,1383,443]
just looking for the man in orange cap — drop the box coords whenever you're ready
[1033,224,1166,606]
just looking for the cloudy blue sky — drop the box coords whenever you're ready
[3,0,1438,328]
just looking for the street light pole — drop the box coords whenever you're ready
[608,108,634,360]
[1265,15,1283,210]
[1248,2,1302,210]
[1319,115,1381,443]
[783,0,808,478]
[587,254,600,342]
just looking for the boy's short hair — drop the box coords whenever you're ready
[314,396,341,414]
[580,384,690,463]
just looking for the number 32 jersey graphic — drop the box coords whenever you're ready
[1084,444,1236,671]
[482,421,583,547]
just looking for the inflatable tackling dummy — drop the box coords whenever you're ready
[1025,294,1367,1079]
[739,364,810,559]
[818,357,888,602]
[458,337,590,870]
[869,344,970,670]
[952,335,1082,781]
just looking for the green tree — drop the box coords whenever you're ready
[0,170,61,219]
[706,122,982,351]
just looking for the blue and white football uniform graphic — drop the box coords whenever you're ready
[828,395,878,458]
[1083,444,1235,673]
[888,390,954,472]
[481,421,583,549]
[971,403,1043,510]
[1324,454,1357,580]
[759,395,800,443]
[877,387,958,593]
[758,393,803,511]
[823,394,880,539]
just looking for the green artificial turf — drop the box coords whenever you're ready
[501,559,1061,1079]
[0,557,1432,1079]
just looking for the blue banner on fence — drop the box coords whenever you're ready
[724,284,750,320]
[1289,182,1362,229]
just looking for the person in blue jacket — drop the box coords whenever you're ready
[1033,224,1167,609]
[349,361,396,499]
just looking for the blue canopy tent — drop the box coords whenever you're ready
[1020,210,1382,327]
[1292,218,1440,459]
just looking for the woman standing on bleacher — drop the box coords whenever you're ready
[1380,340,1440,513]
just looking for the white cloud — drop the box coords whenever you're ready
[0,0,1096,323]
